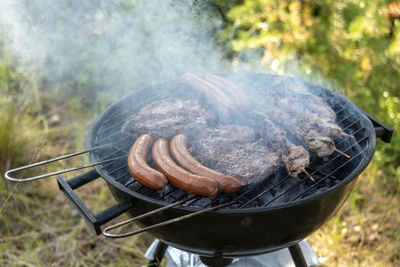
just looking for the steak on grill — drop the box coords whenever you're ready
[121,97,216,140]
[185,124,282,184]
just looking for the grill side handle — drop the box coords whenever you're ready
[4,147,118,183]
[361,109,393,143]
[57,170,134,235]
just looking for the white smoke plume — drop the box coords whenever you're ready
[0,0,227,101]
[0,0,342,103]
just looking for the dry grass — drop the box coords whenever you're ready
[0,50,155,266]
[0,95,153,266]
[0,73,155,266]
[0,176,154,266]
[308,161,400,266]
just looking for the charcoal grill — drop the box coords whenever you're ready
[5,73,393,267]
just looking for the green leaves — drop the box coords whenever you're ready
[218,0,400,190]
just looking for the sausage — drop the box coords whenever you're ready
[152,138,218,197]
[127,134,168,190]
[170,134,243,193]
[180,73,235,121]
[202,73,250,111]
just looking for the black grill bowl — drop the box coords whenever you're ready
[107,178,357,256]
[87,72,376,256]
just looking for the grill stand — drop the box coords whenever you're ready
[288,243,307,267]
[198,256,233,267]
[145,240,313,267]
[147,241,168,266]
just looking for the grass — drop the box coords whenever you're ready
[0,177,154,266]
[0,51,154,266]
[308,161,400,266]
[0,101,155,266]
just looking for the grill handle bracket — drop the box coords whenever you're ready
[57,170,134,235]
[361,109,393,143]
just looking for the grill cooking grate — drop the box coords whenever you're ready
[90,87,369,211]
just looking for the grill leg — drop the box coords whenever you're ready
[147,241,168,267]
[289,243,308,267]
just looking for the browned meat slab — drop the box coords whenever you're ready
[121,97,216,140]
[186,124,282,184]
[170,134,243,193]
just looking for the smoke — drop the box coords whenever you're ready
[0,0,227,101]
[0,0,343,100]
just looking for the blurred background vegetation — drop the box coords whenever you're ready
[1,0,399,266]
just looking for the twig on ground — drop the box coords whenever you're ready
[0,141,48,213]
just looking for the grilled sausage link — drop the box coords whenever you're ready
[181,73,235,121]
[170,134,243,193]
[127,134,168,190]
[202,73,250,111]
[152,138,218,197]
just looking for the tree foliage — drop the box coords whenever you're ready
[217,0,400,191]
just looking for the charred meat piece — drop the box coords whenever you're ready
[273,95,347,139]
[258,104,336,157]
[271,76,336,121]
[249,110,288,152]
[302,129,335,157]
[187,124,282,184]
[121,97,215,140]
[277,96,335,121]
[261,90,348,139]
[283,142,310,178]
[184,124,258,157]
[215,140,281,184]
[250,110,310,178]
